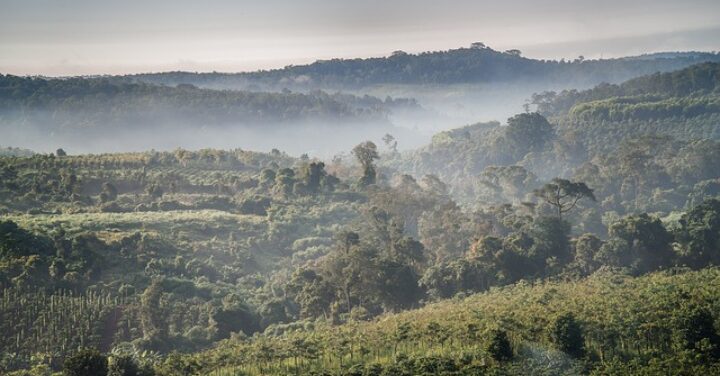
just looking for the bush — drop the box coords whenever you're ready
[237,195,271,215]
[63,348,108,376]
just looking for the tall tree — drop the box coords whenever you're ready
[534,178,595,219]
[352,141,380,186]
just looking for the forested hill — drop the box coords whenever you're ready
[0,74,399,130]
[0,74,424,154]
[125,47,720,90]
[533,61,720,117]
[385,62,720,209]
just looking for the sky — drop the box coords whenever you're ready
[1,0,719,76]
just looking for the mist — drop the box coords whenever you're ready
[0,115,431,158]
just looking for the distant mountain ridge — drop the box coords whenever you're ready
[123,46,720,91]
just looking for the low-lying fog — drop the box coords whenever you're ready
[0,119,433,157]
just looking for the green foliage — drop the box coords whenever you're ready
[534,62,720,116]
[675,199,720,268]
[487,329,513,362]
[506,112,555,154]
[533,178,595,219]
[352,141,379,186]
[152,269,720,375]
[673,305,720,359]
[62,348,108,376]
[603,213,675,274]
[549,313,585,358]
[107,355,148,376]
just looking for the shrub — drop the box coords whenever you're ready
[63,348,108,376]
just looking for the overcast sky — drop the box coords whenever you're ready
[1,0,719,76]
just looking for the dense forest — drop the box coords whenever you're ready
[2,60,720,375]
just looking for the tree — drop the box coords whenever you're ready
[391,236,425,266]
[530,216,572,270]
[505,112,554,154]
[211,302,260,339]
[140,279,167,343]
[56,148,67,157]
[273,168,295,197]
[572,233,603,275]
[674,199,720,268]
[603,213,675,274]
[100,182,118,203]
[352,141,379,186]
[300,162,326,193]
[534,178,595,219]
[63,348,108,376]
[549,313,585,358]
[479,165,538,204]
[674,305,720,359]
[375,258,423,310]
[336,230,360,254]
[288,269,335,319]
[487,329,513,362]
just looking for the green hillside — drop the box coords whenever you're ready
[385,63,720,211]
[146,268,720,375]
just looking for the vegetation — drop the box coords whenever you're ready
[127,47,720,90]
[3,55,720,376]
[0,74,419,135]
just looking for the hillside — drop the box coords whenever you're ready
[533,61,720,117]
[385,63,720,211]
[142,268,720,375]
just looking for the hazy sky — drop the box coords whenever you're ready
[1,0,719,76]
